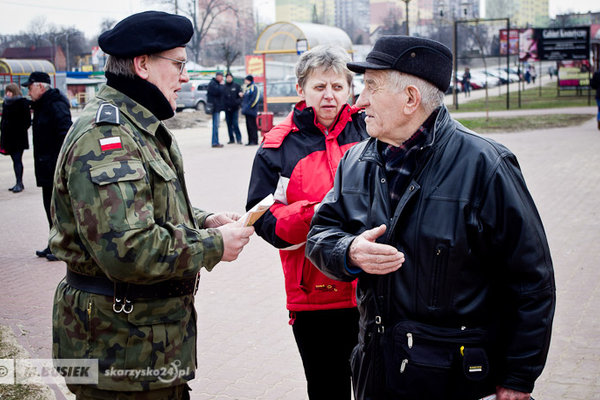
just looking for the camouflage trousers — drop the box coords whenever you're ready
[67,384,191,400]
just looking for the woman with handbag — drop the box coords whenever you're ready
[1,83,31,193]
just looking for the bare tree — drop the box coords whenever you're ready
[145,0,238,64]
[99,18,117,33]
[380,6,404,35]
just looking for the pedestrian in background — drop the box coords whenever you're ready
[530,64,537,84]
[223,72,243,144]
[591,69,600,130]
[246,45,368,400]
[21,71,71,261]
[241,74,260,145]
[462,66,471,97]
[307,35,555,400]
[0,83,31,193]
[207,71,225,147]
[50,10,254,399]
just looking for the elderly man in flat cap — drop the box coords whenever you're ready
[50,11,254,399]
[306,35,555,400]
[20,71,72,261]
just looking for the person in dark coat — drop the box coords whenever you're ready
[1,83,31,193]
[207,71,225,147]
[306,36,555,400]
[241,75,260,145]
[591,69,600,130]
[22,71,72,261]
[223,73,243,144]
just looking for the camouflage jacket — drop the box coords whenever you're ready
[50,84,223,391]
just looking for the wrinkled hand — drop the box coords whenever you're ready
[496,386,531,400]
[205,212,241,228]
[217,222,254,262]
[348,225,404,275]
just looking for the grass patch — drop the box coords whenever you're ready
[0,325,53,400]
[456,114,595,133]
[453,83,594,112]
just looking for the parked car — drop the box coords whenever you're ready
[469,70,503,89]
[176,79,209,112]
[481,69,509,85]
[351,75,364,103]
[493,67,521,83]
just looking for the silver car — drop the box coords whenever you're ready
[176,79,209,112]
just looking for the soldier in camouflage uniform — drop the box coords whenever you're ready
[49,11,254,399]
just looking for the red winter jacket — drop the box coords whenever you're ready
[246,101,368,311]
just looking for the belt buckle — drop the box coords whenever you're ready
[193,272,200,295]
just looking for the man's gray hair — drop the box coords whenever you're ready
[296,45,353,89]
[386,70,444,115]
[104,55,136,78]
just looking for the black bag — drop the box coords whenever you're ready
[383,320,493,400]
[205,102,214,114]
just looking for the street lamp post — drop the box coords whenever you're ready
[401,0,411,36]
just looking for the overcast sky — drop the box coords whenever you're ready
[0,0,597,39]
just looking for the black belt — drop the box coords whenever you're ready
[65,269,199,300]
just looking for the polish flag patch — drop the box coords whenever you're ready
[99,137,122,151]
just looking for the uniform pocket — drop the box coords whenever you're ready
[123,297,195,382]
[148,159,187,225]
[89,160,153,231]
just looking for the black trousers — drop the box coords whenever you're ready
[245,114,258,144]
[291,308,360,400]
[42,184,53,229]
[10,151,24,185]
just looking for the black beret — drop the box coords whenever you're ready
[21,71,51,86]
[98,11,193,57]
[347,35,453,92]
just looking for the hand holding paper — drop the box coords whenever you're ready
[239,194,275,227]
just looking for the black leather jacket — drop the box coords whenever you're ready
[306,106,555,393]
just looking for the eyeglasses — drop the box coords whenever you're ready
[154,55,187,75]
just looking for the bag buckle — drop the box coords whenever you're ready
[113,282,134,314]
[375,315,385,333]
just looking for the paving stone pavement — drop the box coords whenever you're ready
[0,112,599,399]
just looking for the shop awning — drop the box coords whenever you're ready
[0,59,56,76]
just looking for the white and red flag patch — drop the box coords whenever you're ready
[99,137,122,151]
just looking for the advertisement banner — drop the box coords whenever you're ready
[558,60,591,87]
[499,29,521,56]
[245,55,265,84]
[537,27,590,61]
[502,27,590,62]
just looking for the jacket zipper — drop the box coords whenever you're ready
[430,244,448,308]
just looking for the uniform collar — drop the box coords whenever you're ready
[106,72,174,121]
[96,84,163,136]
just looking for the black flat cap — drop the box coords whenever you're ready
[98,11,193,57]
[347,35,453,92]
[21,71,51,87]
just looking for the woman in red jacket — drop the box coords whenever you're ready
[246,45,368,399]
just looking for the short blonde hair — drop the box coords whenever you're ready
[295,45,353,89]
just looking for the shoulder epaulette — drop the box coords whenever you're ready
[95,102,121,126]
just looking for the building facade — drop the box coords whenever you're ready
[486,0,549,27]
